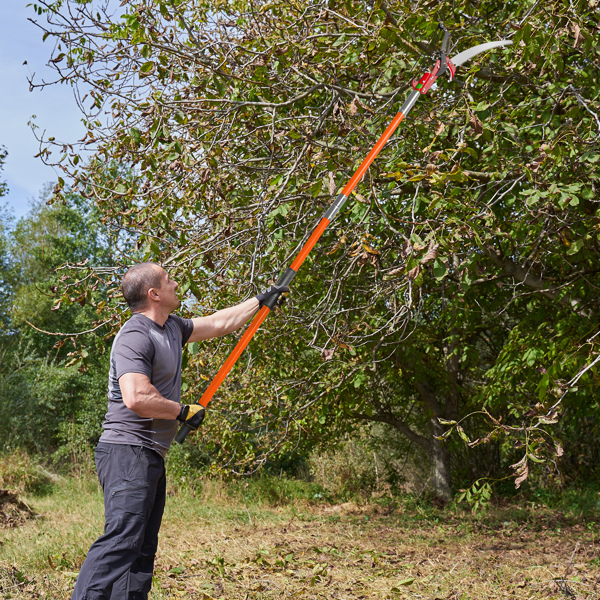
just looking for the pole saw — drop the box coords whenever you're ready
[175,24,512,444]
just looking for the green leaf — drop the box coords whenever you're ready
[432,258,447,281]
[527,454,545,464]
[168,566,185,575]
[213,75,226,95]
[566,239,583,255]
[140,61,155,74]
[310,180,322,197]
[159,3,170,19]
[536,373,550,400]
[456,425,471,444]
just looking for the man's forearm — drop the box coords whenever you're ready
[211,297,259,334]
[190,297,259,341]
[121,375,181,419]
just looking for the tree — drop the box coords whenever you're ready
[30,0,600,498]
[0,188,114,455]
[0,147,11,328]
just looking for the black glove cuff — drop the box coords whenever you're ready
[176,404,189,422]
[256,285,290,308]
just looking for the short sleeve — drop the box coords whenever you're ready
[113,328,155,380]
[171,315,195,346]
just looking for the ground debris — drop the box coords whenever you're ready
[0,489,34,528]
[1,494,600,599]
[153,507,600,600]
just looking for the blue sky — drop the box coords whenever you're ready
[1,3,86,219]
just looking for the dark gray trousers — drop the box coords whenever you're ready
[71,443,166,600]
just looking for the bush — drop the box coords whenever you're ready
[166,441,212,494]
[236,475,331,507]
[52,421,96,478]
[0,449,56,496]
[308,427,429,501]
[0,340,107,455]
[526,484,600,519]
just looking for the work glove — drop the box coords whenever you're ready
[256,285,290,308]
[176,403,205,431]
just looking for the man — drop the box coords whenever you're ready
[71,261,286,600]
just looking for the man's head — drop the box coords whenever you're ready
[122,262,180,313]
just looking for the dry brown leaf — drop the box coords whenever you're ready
[469,113,483,135]
[326,238,344,255]
[408,265,421,280]
[511,455,529,489]
[573,23,582,48]
[332,338,350,350]
[328,172,336,195]
[321,348,335,361]
[421,243,440,265]
[362,243,380,255]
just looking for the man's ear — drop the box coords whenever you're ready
[148,287,160,302]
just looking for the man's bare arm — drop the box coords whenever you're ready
[188,297,259,342]
[119,372,181,419]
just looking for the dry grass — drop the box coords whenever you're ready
[0,477,599,599]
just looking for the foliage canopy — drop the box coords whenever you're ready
[29,0,600,498]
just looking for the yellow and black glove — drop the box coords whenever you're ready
[176,404,205,431]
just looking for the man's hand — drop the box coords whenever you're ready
[256,285,290,308]
[176,404,205,431]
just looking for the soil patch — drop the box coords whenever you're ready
[0,489,34,528]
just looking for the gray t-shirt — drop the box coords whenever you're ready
[99,312,194,457]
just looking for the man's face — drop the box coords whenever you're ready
[154,267,180,311]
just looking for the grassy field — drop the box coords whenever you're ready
[0,474,599,599]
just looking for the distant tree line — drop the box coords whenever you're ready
[0,151,113,460]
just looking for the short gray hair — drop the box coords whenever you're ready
[122,262,163,311]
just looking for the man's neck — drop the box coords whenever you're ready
[135,306,170,327]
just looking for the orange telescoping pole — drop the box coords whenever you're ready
[175,29,513,443]
[175,90,422,443]
[175,31,512,444]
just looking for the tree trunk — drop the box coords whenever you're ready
[429,416,452,502]
[412,379,454,502]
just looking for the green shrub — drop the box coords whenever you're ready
[52,421,96,478]
[235,474,331,507]
[0,448,56,496]
[308,428,428,501]
[527,484,600,519]
[166,441,212,494]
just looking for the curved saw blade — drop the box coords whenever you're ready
[451,40,512,68]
